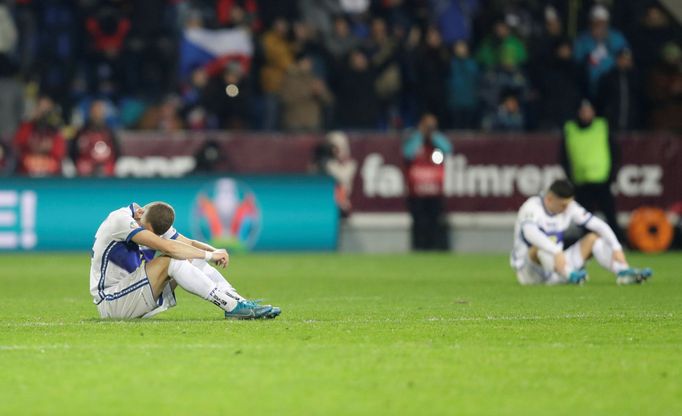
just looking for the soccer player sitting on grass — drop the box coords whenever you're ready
[511,179,652,285]
[90,201,280,319]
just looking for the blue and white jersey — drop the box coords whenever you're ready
[89,204,178,304]
[510,195,592,270]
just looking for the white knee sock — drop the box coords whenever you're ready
[592,238,628,274]
[168,259,238,311]
[190,259,244,300]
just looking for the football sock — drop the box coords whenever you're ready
[190,259,244,300]
[168,259,238,311]
[592,238,628,274]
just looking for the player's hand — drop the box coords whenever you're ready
[210,250,229,269]
[612,250,626,265]
[554,252,567,275]
[215,249,230,268]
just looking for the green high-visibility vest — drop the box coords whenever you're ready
[564,117,611,185]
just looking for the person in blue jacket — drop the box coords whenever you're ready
[574,5,629,96]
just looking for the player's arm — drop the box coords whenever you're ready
[131,230,227,267]
[570,203,622,250]
[521,222,562,256]
[521,222,568,275]
[175,233,229,267]
[570,202,624,262]
[175,233,217,252]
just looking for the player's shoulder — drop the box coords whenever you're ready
[103,205,140,234]
[517,195,544,222]
[518,195,543,214]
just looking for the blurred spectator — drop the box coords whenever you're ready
[475,18,527,71]
[365,17,402,128]
[631,4,677,71]
[573,5,629,96]
[204,62,253,129]
[292,21,327,76]
[259,18,295,129]
[312,131,357,217]
[299,0,341,37]
[0,1,22,141]
[216,0,260,31]
[257,0,299,28]
[34,0,80,115]
[124,0,178,98]
[279,54,333,131]
[431,0,479,44]
[0,1,17,65]
[138,95,184,131]
[447,40,479,129]
[69,100,120,176]
[180,67,215,130]
[560,99,622,240]
[413,27,451,127]
[14,96,66,176]
[479,46,529,121]
[403,113,452,251]
[529,6,565,77]
[340,0,370,15]
[332,50,381,129]
[194,139,226,173]
[596,49,641,131]
[536,39,584,130]
[0,0,675,138]
[84,3,131,95]
[483,91,524,131]
[325,15,359,62]
[646,42,682,132]
[0,140,16,175]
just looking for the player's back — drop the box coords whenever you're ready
[89,205,145,304]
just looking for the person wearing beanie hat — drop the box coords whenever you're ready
[574,5,629,96]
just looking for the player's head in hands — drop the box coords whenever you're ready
[132,201,175,235]
[545,179,575,215]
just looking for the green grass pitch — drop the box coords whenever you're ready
[1,252,681,415]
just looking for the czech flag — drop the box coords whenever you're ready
[179,27,253,81]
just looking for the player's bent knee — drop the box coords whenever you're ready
[581,233,599,249]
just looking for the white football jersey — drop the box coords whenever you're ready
[89,204,178,304]
[510,195,592,270]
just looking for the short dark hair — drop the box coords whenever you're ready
[144,202,175,235]
[549,179,575,199]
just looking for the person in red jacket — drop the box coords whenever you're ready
[402,113,453,250]
[70,100,121,176]
[14,96,65,176]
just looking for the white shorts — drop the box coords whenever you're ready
[97,264,177,319]
[515,242,585,285]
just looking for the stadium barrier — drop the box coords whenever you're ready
[0,176,338,251]
[114,131,681,213]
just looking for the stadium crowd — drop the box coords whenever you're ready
[0,0,680,176]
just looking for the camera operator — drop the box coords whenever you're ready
[402,113,453,251]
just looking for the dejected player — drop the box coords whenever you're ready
[90,201,280,319]
[511,179,652,285]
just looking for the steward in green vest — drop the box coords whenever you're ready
[560,100,619,185]
[559,99,623,241]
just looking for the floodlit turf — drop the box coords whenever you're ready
[1,252,681,415]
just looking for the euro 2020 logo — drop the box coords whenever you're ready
[191,178,261,251]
